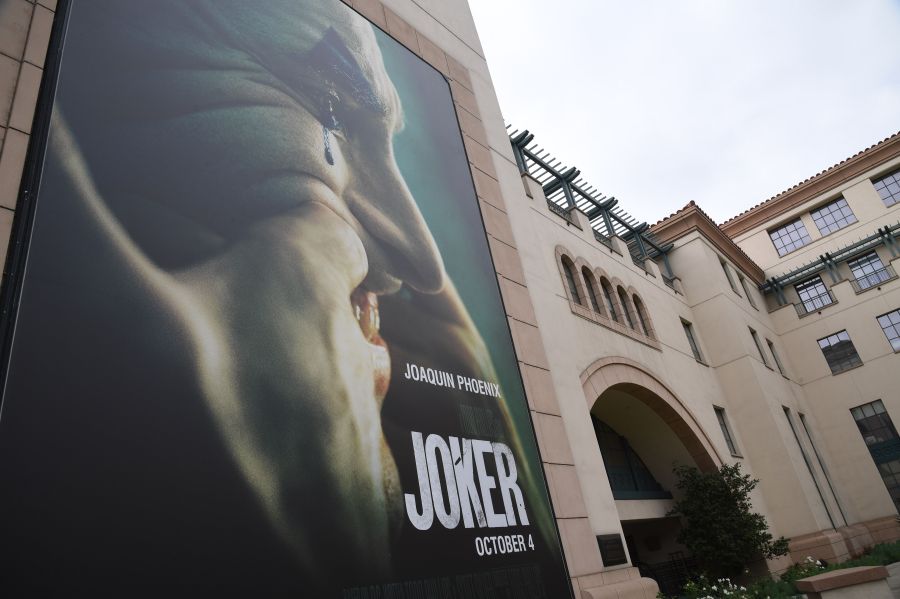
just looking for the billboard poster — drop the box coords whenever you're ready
[0,1,571,595]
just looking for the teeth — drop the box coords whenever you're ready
[351,288,380,341]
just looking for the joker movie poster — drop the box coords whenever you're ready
[0,1,571,596]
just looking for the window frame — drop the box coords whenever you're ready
[720,259,739,294]
[817,329,863,375]
[739,274,757,309]
[848,251,892,293]
[561,256,582,305]
[795,276,834,315]
[617,286,636,330]
[810,196,857,236]
[749,327,769,367]
[766,338,788,377]
[582,267,603,314]
[681,319,705,364]
[877,308,900,353]
[874,167,900,208]
[714,406,741,457]
[768,218,812,257]
[600,278,618,323]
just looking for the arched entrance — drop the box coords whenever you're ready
[582,357,722,595]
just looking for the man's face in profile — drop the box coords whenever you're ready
[52,0,468,580]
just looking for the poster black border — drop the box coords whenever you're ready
[0,2,576,595]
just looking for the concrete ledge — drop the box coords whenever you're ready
[789,528,850,564]
[794,565,887,593]
[863,516,900,545]
[580,576,658,599]
[836,523,874,558]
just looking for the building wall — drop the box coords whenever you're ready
[730,156,900,525]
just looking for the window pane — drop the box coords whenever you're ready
[877,308,900,352]
[851,400,899,448]
[583,268,602,313]
[767,339,786,375]
[682,321,702,362]
[602,280,618,322]
[618,288,635,329]
[875,168,900,207]
[811,197,856,235]
[715,407,739,456]
[562,259,581,304]
[817,329,863,374]
[848,252,889,291]
[769,219,812,256]
[796,276,833,313]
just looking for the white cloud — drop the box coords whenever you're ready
[470,0,900,224]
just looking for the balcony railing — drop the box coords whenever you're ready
[593,230,612,248]
[546,198,571,221]
[850,264,897,294]
[795,289,836,317]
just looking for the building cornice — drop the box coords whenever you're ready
[720,132,900,238]
[651,201,765,284]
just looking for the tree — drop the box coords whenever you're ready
[668,463,789,578]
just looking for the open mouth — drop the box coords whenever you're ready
[351,286,391,402]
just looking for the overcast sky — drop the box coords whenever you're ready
[468,0,900,225]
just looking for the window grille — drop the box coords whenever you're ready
[769,219,812,257]
[810,197,856,235]
[874,168,900,207]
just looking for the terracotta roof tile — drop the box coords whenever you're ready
[721,130,900,227]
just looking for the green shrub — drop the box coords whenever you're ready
[667,463,789,578]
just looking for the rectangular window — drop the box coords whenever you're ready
[682,320,704,363]
[739,275,757,308]
[714,406,740,456]
[767,339,787,376]
[848,252,892,292]
[874,167,900,207]
[817,330,863,374]
[851,400,898,446]
[795,276,834,314]
[749,327,769,366]
[769,218,812,257]
[810,197,857,235]
[877,309,900,352]
[720,259,739,294]
[851,400,900,511]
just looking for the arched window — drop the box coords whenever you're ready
[582,267,603,314]
[600,278,618,322]
[561,257,582,304]
[633,294,654,338]
[592,417,671,500]
[617,286,636,330]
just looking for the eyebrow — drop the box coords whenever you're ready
[306,27,386,114]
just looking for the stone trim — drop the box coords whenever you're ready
[652,202,765,284]
[581,356,724,471]
[554,245,663,350]
[794,565,888,594]
[721,132,900,237]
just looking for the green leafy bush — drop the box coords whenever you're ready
[667,463,789,578]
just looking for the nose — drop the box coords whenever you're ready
[345,150,446,295]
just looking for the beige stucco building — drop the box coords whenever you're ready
[1,1,898,597]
